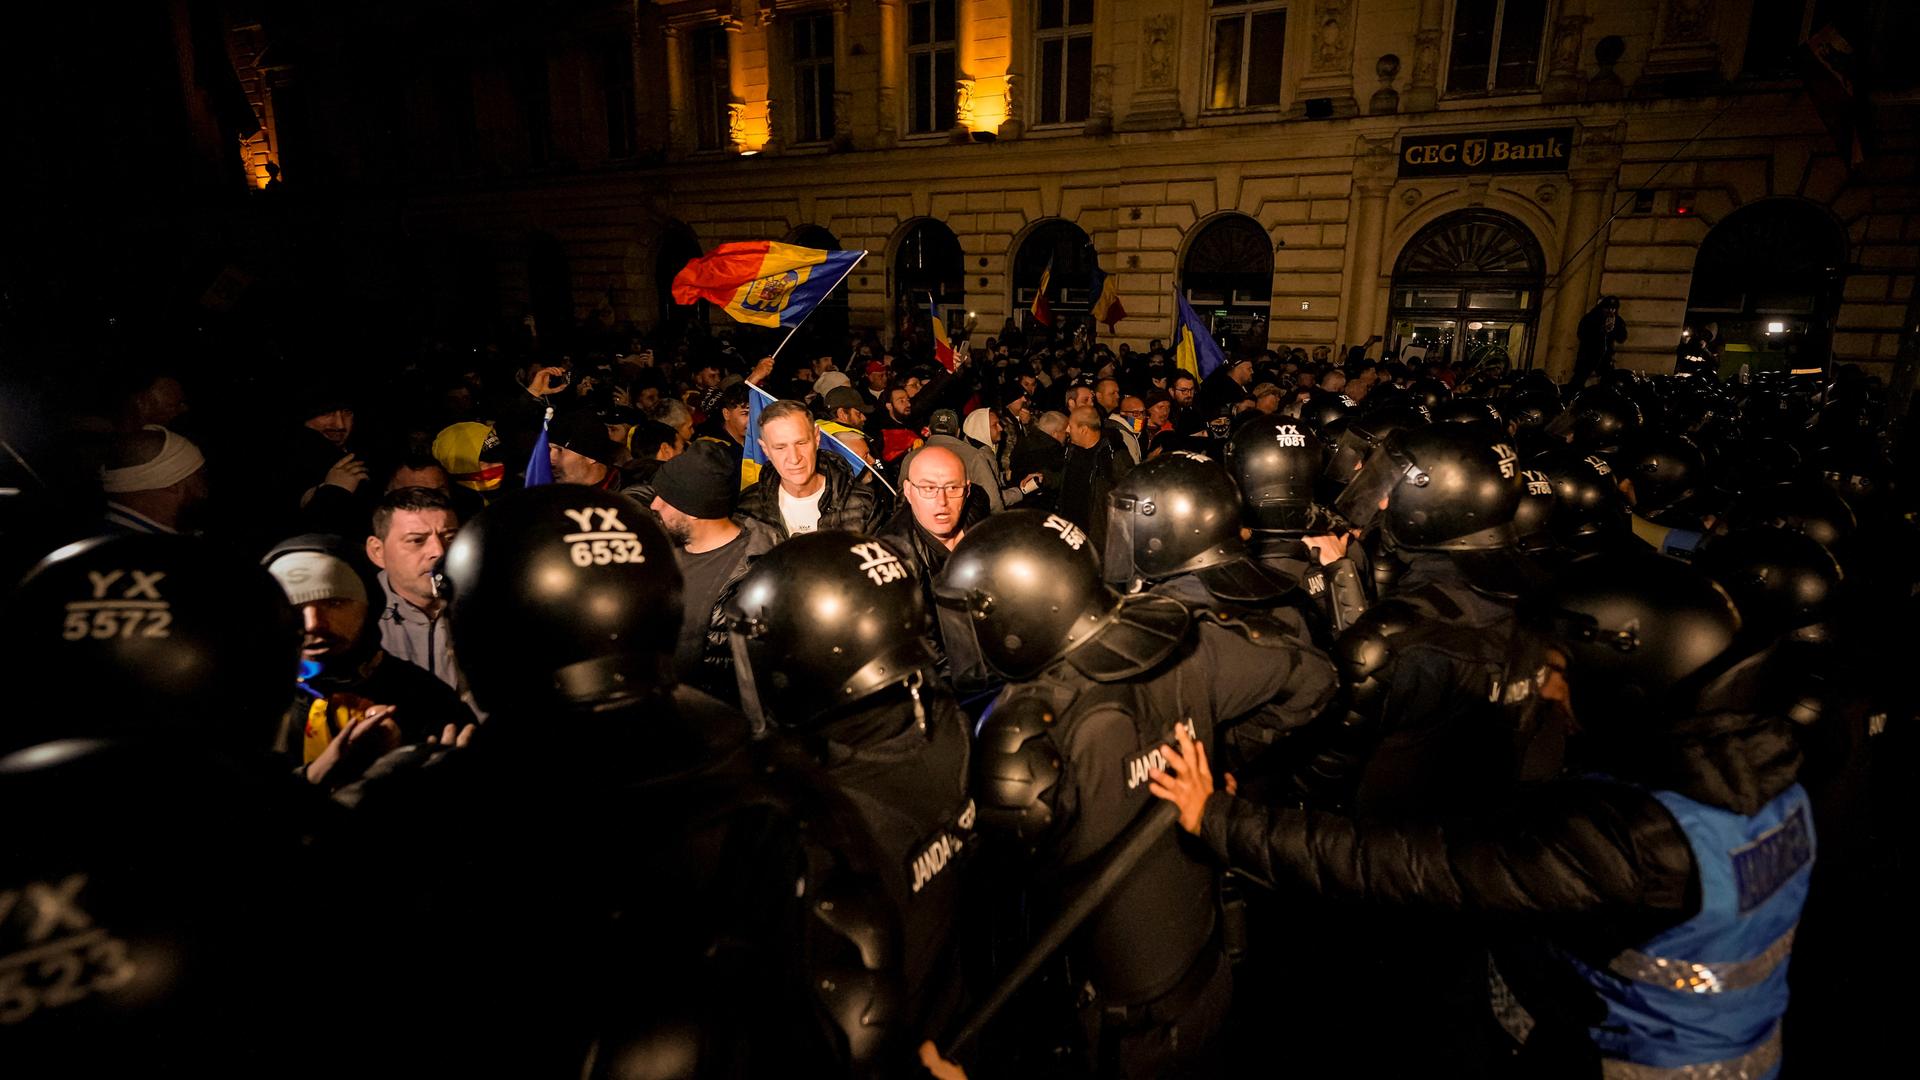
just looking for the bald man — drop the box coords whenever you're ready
[883,446,991,687]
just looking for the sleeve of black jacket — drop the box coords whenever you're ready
[1198,779,1697,917]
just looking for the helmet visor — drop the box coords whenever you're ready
[933,593,995,683]
[1333,441,1415,532]
[1101,501,1139,590]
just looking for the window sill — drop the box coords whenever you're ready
[1197,108,1286,127]
[1439,88,1545,106]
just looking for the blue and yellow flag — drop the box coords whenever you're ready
[1173,291,1226,381]
[672,241,865,329]
[743,382,868,478]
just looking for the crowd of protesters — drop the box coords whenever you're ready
[0,298,1906,1078]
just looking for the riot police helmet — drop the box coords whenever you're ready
[1613,431,1706,517]
[1562,389,1643,454]
[1529,448,1632,552]
[1298,390,1356,436]
[1337,425,1523,552]
[1724,479,1857,558]
[723,530,936,732]
[934,510,1190,683]
[1324,402,1433,491]
[1227,414,1324,534]
[1695,528,1843,645]
[0,533,299,753]
[1103,449,1290,600]
[442,485,681,714]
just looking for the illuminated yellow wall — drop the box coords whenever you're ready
[960,0,1013,135]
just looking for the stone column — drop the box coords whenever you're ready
[758,5,786,153]
[1541,1,1589,103]
[1402,0,1444,113]
[1295,0,1359,117]
[831,0,853,148]
[1345,137,1397,347]
[664,22,693,158]
[952,0,976,140]
[875,0,902,146]
[1545,124,1623,379]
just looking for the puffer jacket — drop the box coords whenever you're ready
[734,451,883,540]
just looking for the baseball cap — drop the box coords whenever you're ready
[824,386,873,414]
[927,409,963,436]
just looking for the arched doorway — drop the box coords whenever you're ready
[1180,214,1273,352]
[1686,199,1847,378]
[782,224,851,357]
[654,221,704,345]
[1388,210,1544,372]
[892,218,965,352]
[528,233,573,351]
[1012,219,1095,340]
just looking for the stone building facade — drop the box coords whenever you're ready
[232,0,1919,380]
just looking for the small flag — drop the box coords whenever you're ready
[524,407,554,487]
[1030,259,1054,327]
[744,383,868,478]
[1173,292,1226,381]
[1088,259,1127,329]
[672,241,865,329]
[928,295,957,372]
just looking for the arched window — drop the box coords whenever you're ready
[1012,219,1095,332]
[1687,199,1847,376]
[892,218,965,334]
[1388,209,1544,370]
[1181,213,1273,346]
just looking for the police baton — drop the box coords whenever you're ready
[939,800,1180,1058]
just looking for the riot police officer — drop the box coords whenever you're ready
[0,533,325,1076]
[334,486,846,1077]
[1150,550,1814,1080]
[1226,414,1370,642]
[723,529,975,1070]
[934,509,1337,1078]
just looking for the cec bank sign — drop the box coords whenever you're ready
[1398,127,1574,178]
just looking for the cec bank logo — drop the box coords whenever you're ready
[1462,138,1489,168]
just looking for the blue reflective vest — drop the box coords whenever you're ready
[1568,782,1814,1078]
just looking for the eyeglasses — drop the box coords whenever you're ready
[907,480,968,500]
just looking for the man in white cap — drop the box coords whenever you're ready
[100,425,209,535]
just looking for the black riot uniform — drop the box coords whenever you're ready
[331,486,855,1078]
[723,530,975,1071]
[935,510,1337,1078]
[1226,414,1371,643]
[0,533,333,1077]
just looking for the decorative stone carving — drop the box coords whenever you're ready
[1404,28,1441,112]
[1141,15,1176,89]
[832,90,853,149]
[1310,1,1353,73]
[1370,54,1400,114]
[1666,0,1714,41]
[1401,188,1423,208]
[1542,14,1589,103]
[1085,63,1114,134]
[1638,0,1723,95]
[1535,183,1558,206]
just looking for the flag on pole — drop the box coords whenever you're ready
[1088,260,1127,329]
[928,294,957,372]
[1173,291,1226,381]
[671,242,865,328]
[743,382,869,478]
[524,407,555,487]
[1029,260,1054,326]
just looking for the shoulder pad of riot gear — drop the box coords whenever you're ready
[972,696,1065,841]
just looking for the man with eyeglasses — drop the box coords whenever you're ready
[882,446,991,689]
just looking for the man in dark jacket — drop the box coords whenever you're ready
[1151,552,1813,1080]
[1059,405,1130,555]
[738,399,884,538]
[652,443,782,703]
[883,446,991,688]
[1571,295,1629,391]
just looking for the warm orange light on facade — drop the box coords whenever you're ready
[961,74,1011,136]
[729,100,772,155]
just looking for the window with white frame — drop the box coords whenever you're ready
[1035,0,1093,126]
[1208,0,1287,111]
[907,0,957,133]
[1445,0,1549,95]
[793,12,837,143]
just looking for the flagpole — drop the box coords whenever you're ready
[746,376,897,499]
[762,250,869,370]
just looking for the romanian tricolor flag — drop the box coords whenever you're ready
[1029,260,1054,326]
[671,241,865,329]
[1088,262,1126,330]
[928,295,957,372]
[1173,290,1226,381]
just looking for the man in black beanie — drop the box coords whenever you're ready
[650,441,781,701]
[546,410,624,489]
